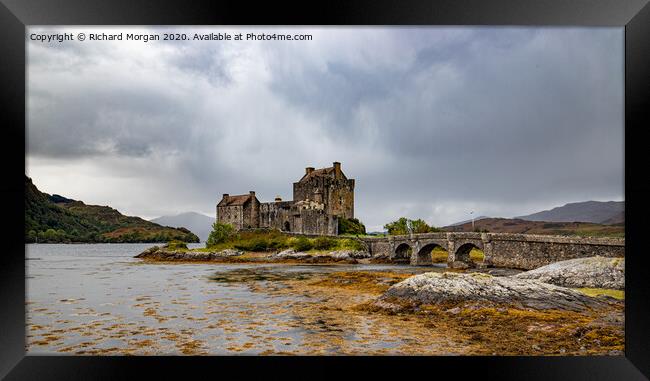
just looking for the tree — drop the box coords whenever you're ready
[410,219,441,233]
[206,222,236,247]
[384,217,441,235]
[338,217,366,235]
[384,217,410,235]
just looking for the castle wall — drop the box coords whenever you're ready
[243,198,260,229]
[294,209,337,235]
[217,205,244,230]
[259,201,337,235]
[293,177,354,219]
[326,178,354,219]
[260,201,293,230]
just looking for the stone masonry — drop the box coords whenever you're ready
[360,232,624,270]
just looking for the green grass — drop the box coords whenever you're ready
[469,248,485,262]
[338,233,387,238]
[165,240,188,250]
[201,230,366,253]
[429,247,484,263]
[576,288,625,300]
[430,247,449,263]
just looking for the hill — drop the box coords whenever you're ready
[25,176,199,243]
[443,217,624,238]
[448,215,490,226]
[515,201,624,224]
[151,212,215,242]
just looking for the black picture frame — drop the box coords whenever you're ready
[1,0,649,379]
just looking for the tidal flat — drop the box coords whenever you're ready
[26,244,623,355]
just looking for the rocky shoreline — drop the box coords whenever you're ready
[136,247,624,310]
[130,248,625,355]
[135,246,372,264]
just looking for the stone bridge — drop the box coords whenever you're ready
[358,232,625,270]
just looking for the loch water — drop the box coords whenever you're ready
[26,243,448,355]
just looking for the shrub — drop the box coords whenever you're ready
[268,237,290,250]
[313,236,337,250]
[234,238,272,252]
[166,240,188,250]
[206,222,236,247]
[341,238,366,251]
[292,236,313,252]
[248,238,270,251]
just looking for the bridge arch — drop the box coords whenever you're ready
[415,242,448,265]
[393,243,412,264]
[454,242,485,265]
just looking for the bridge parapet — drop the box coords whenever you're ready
[359,232,624,270]
[485,233,624,246]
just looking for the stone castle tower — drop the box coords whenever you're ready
[217,162,354,235]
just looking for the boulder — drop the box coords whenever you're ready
[273,249,311,260]
[514,256,624,290]
[328,250,370,259]
[377,272,607,312]
[135,246,161,258]
[448,261,472,269]
[214,249,244,257]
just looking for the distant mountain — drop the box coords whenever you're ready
[515,201,624,225]
[25,176,199,243]
[448,215,490,227]
[151,212,215,242]
[443,217,624,238]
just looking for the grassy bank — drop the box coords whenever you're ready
[189,230,366,253]
[430,246,485,263]
[576,288,625,300]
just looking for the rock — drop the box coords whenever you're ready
[135,246,161,258]
[448,261,471,269]
[135,246,242,261]
[175,251,211,260]
[343,250,371,259]
[376,272,607,312]
[270,250,367,262]
[214,249,244,257]
[273,250,311,260]
[514,256,624,290]
[277,249,296,256]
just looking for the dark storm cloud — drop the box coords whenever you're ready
[26,27,623,228]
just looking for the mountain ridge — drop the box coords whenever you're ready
[151,212,215,242]
[515,200,624,224]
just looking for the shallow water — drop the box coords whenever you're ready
[26,243,443,355]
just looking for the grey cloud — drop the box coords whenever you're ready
[26,27,624,228]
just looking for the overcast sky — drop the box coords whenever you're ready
[26,27,624,231]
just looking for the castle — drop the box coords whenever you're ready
[217,162,354,235]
